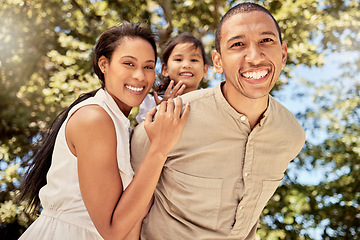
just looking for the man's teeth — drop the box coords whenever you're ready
[126,85,143,92]
[242,70,268,79]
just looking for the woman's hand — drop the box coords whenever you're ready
[144,96,190,158]
[154,80,186,105]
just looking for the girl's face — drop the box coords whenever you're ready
[162,42,208,93]
[99,37,156,116]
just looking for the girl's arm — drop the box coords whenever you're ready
[66,97,189,240]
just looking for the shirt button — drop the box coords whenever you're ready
[240,116,246,121]
[244,172,248,177]
[239,206,243,211]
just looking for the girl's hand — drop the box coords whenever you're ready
[144,97,190,157]
[154,80,186,105]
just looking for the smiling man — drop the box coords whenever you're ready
[131,2,306,239]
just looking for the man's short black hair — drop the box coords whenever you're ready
[215,2,282,53]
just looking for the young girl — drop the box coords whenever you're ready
[136,32,208,123]
[18,22,189,240]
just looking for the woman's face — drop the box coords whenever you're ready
[99,37,156,116]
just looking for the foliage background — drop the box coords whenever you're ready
[0,0,359,239]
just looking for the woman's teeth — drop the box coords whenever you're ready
[126,85,143,92]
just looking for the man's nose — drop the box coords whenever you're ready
[245,44,265,64]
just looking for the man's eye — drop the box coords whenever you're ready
[262,38,273,43]
[231,42,243,47]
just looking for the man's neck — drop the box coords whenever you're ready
[221,82,269,130]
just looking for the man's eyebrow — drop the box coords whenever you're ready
[226,35,245,44]
[261,31,278,38]
[226,31,278,44]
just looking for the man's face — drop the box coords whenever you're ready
[212,11,287,100]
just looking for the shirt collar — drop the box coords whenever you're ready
[214,81,272,127]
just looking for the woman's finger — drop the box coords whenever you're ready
[144,107,157,125]
[158,100,167,114]
[166,98,175,114]
[174,97,183,117]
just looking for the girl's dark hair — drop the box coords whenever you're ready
[18,22,157,212]
[157,32,207,94]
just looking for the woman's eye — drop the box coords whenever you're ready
[144,65,154,70]
[124,62,134,66]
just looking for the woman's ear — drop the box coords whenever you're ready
[212,50,223,74]
[98,56,109,73]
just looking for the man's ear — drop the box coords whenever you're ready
[212,50,223,74]
[98,56,109,73]
[161,64,169,77]
[281,41,288,67]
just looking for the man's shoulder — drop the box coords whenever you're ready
[269,96,306,140]
[270,96,299,121]
[180,87,216,104]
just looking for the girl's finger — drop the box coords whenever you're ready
[164,80,174,95]
[172,81,183,92]
[154,92,161,105]
[176,84,186,96]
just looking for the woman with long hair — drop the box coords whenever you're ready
[18,22,189,240]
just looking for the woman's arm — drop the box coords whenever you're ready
[66,97,189,240]
[123,198,153,240]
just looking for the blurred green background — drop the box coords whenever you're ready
[0,0,359,239]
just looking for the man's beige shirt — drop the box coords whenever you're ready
[131,82,306,240]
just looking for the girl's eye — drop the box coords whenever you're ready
[191,59,199,62]
[174,58,182,62]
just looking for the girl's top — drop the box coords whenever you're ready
[19,89,134,240]
[136,94,157,124]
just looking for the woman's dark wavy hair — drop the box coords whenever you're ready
[18,22,157,213]
[156,32,208,94]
